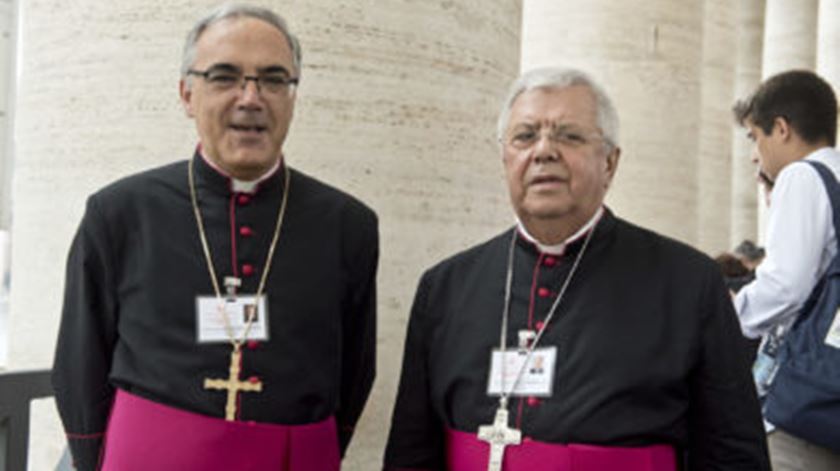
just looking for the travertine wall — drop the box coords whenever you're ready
[818,0,840,95]
[758,0,818,241]
[8,0,840,469]
[0,0,15,233]
[0,0,15,371]
[0,0,15,372]
[762,0,818,77]
[521,0,704,245]
[696,0,736,254]
[10,1,521,469]
[730,0,765,247]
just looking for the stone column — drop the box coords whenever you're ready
[759,0,818,241]
[696,0,737,255]
[0,0,15,233]
[730,0,765,248]
[0,0,15,372]
[817,0,840,100]
[763,0,818,77]
[10,1,521,469]
[521,0,705,244]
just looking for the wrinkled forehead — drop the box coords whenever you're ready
[508,85,599,128]
[194,17,295,70]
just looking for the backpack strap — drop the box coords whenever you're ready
[804,160,840,254]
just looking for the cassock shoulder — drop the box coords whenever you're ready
[421,230,510,281]
[611,216,722,280]
[609,215,734,335]
[288,167,378,229]
[86,160,187,215]
[287,168,379,282]
[414,229,511,313]
[71,161,187,257]
[93,160,186,198]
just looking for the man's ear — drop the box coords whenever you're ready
[773,116,791,141]
[179,79,195,118]
[604,146,621,188]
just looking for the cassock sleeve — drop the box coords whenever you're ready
[336,203,379,456]
[382,272,446,471]
[52,196,118,471]
[686,265,771,470]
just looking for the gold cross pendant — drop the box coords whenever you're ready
[204,345,262,421]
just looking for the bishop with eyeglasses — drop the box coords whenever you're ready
[382,67,770,471]
[52,5,378,470]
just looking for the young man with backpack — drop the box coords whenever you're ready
[733,69,840,470]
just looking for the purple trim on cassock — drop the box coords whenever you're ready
[100,389,340,471]
[446,428,676,471]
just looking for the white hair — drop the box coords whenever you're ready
[496,67,620,148]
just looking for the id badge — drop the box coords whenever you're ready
[486,347,556,397]
[196,295,269,343]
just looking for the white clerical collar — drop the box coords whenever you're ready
[199,151,282,194]
[516,207,604,255]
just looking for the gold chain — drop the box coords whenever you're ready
[188,157,291,347]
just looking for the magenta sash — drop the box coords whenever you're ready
[446,428,677,471]
[100,389,340,471]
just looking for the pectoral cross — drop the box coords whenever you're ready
[203,345,262,421]
[477,401,521,471]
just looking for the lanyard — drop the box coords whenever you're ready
[497,220,597,404]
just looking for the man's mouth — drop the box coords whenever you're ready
[530,175,566,185]
[229,124,267,133]
[756,170,775,188]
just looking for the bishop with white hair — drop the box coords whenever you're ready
[383,67,769,471]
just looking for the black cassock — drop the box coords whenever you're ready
[53,153,378,470]
[384,209,770,470]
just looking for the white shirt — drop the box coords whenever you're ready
[735,147,840,338]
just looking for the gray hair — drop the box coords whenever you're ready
[497,67,620,148]
[181,3,302,80]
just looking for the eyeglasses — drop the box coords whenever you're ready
[504,124,611,150]
[187,66,299,96]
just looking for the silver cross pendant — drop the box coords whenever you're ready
[477,401,521,471]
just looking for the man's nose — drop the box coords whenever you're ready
[533,132,559,163]
[237,77,263,105]
[750,148,760,164]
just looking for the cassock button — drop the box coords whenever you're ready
[239,226,254,237]
[537,287,550,298]
[237,194,251,205]
[535,321,545,331]
[544,256,557,267]
[246,340,260,350]
[248,376,260,384]
[242,264,255,276]
[527,396,541,407]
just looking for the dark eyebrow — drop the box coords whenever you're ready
[551,122,587,131]
[202,64,292,76]
[257,65,292,76]
[204,63,241,73]
[509,122,538,130]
